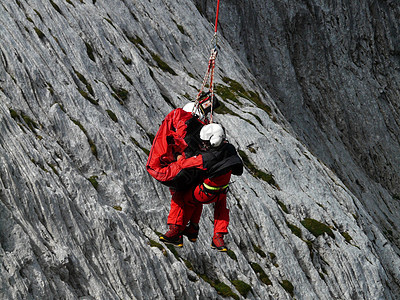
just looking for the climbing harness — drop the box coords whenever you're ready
[194,0,221,124]
[202,182,229,192]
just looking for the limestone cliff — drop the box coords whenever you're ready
[197,0,400,254]
[1,0,399,299]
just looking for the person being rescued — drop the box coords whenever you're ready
[159,123,243,251]
[146,95,243,252]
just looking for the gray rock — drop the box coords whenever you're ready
[203,0,400,251]
[0,0,399,299]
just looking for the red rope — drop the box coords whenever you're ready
[214,0,220,33]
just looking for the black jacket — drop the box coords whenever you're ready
[201,142,243,178]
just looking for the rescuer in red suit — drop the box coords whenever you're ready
[146,96,212,238]
[146,102,207,189]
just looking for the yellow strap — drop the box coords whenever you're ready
[203,182,229,191]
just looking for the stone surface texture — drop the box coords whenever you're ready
[0,0,399,299]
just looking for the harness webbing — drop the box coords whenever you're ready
[203,182,229,191]
[195,0,221,124]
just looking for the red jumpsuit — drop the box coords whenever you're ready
[167,171,232,234]
[146,108,235,235]
[146,108,205,187]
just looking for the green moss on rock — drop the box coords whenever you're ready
[250,262,272,285]
[118,68,133,85]
[122,56,132,65]
[277,199,289,213]
[130,137,150,155]
[149,239,164,251]
[165,244,179,259]
[74,71,94,96]
[197,273,239,299]
[78,89,98,105]
[182,258,194,271]
[287,222,302,239]
[268,252,276,260]
[238,150,278,187]
[216,77,272,118]
[111,86,129,103]
[48,163,59,176]
[280,279,294,297]
[88,175,99,189]
[151,52,177,75]
[34,27,45,39]
[226,249,237,261]
[106,109,118,122]
[50,0,63,14]
[253,244,267,258]
[214,83,239,104]
[231,280,252,298]
[340,231,353,243]
[301,218,334,239]
[85,42,96,62]
[9,109,21,121]
[71,118,98,158]
[127,34,145,48]
[212,281,239,300]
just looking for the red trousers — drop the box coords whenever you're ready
[167,172,231,234]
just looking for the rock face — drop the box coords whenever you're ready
[0,1,399,299]
[197,0,400,251]
[204,0,400,192]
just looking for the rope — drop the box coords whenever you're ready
[214,0,220,34]
[194,0,221,124]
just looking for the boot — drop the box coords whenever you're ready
[159,224,184,247]
[182,222,199,242]
[211,233,228,252]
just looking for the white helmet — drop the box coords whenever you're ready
[200,123,225,147]
[182,102,204,119]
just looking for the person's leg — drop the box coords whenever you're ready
[213,193,229,235]
[182,202,202,242]
[210,193,229,251]
[162,187,201,245]
[192,172,232,251]
[190,203,203,224]
[181,188,202,228]
[166,186,204,226]
[161,189,186,246]
[166,189,185,226]
[193,172,231,204]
